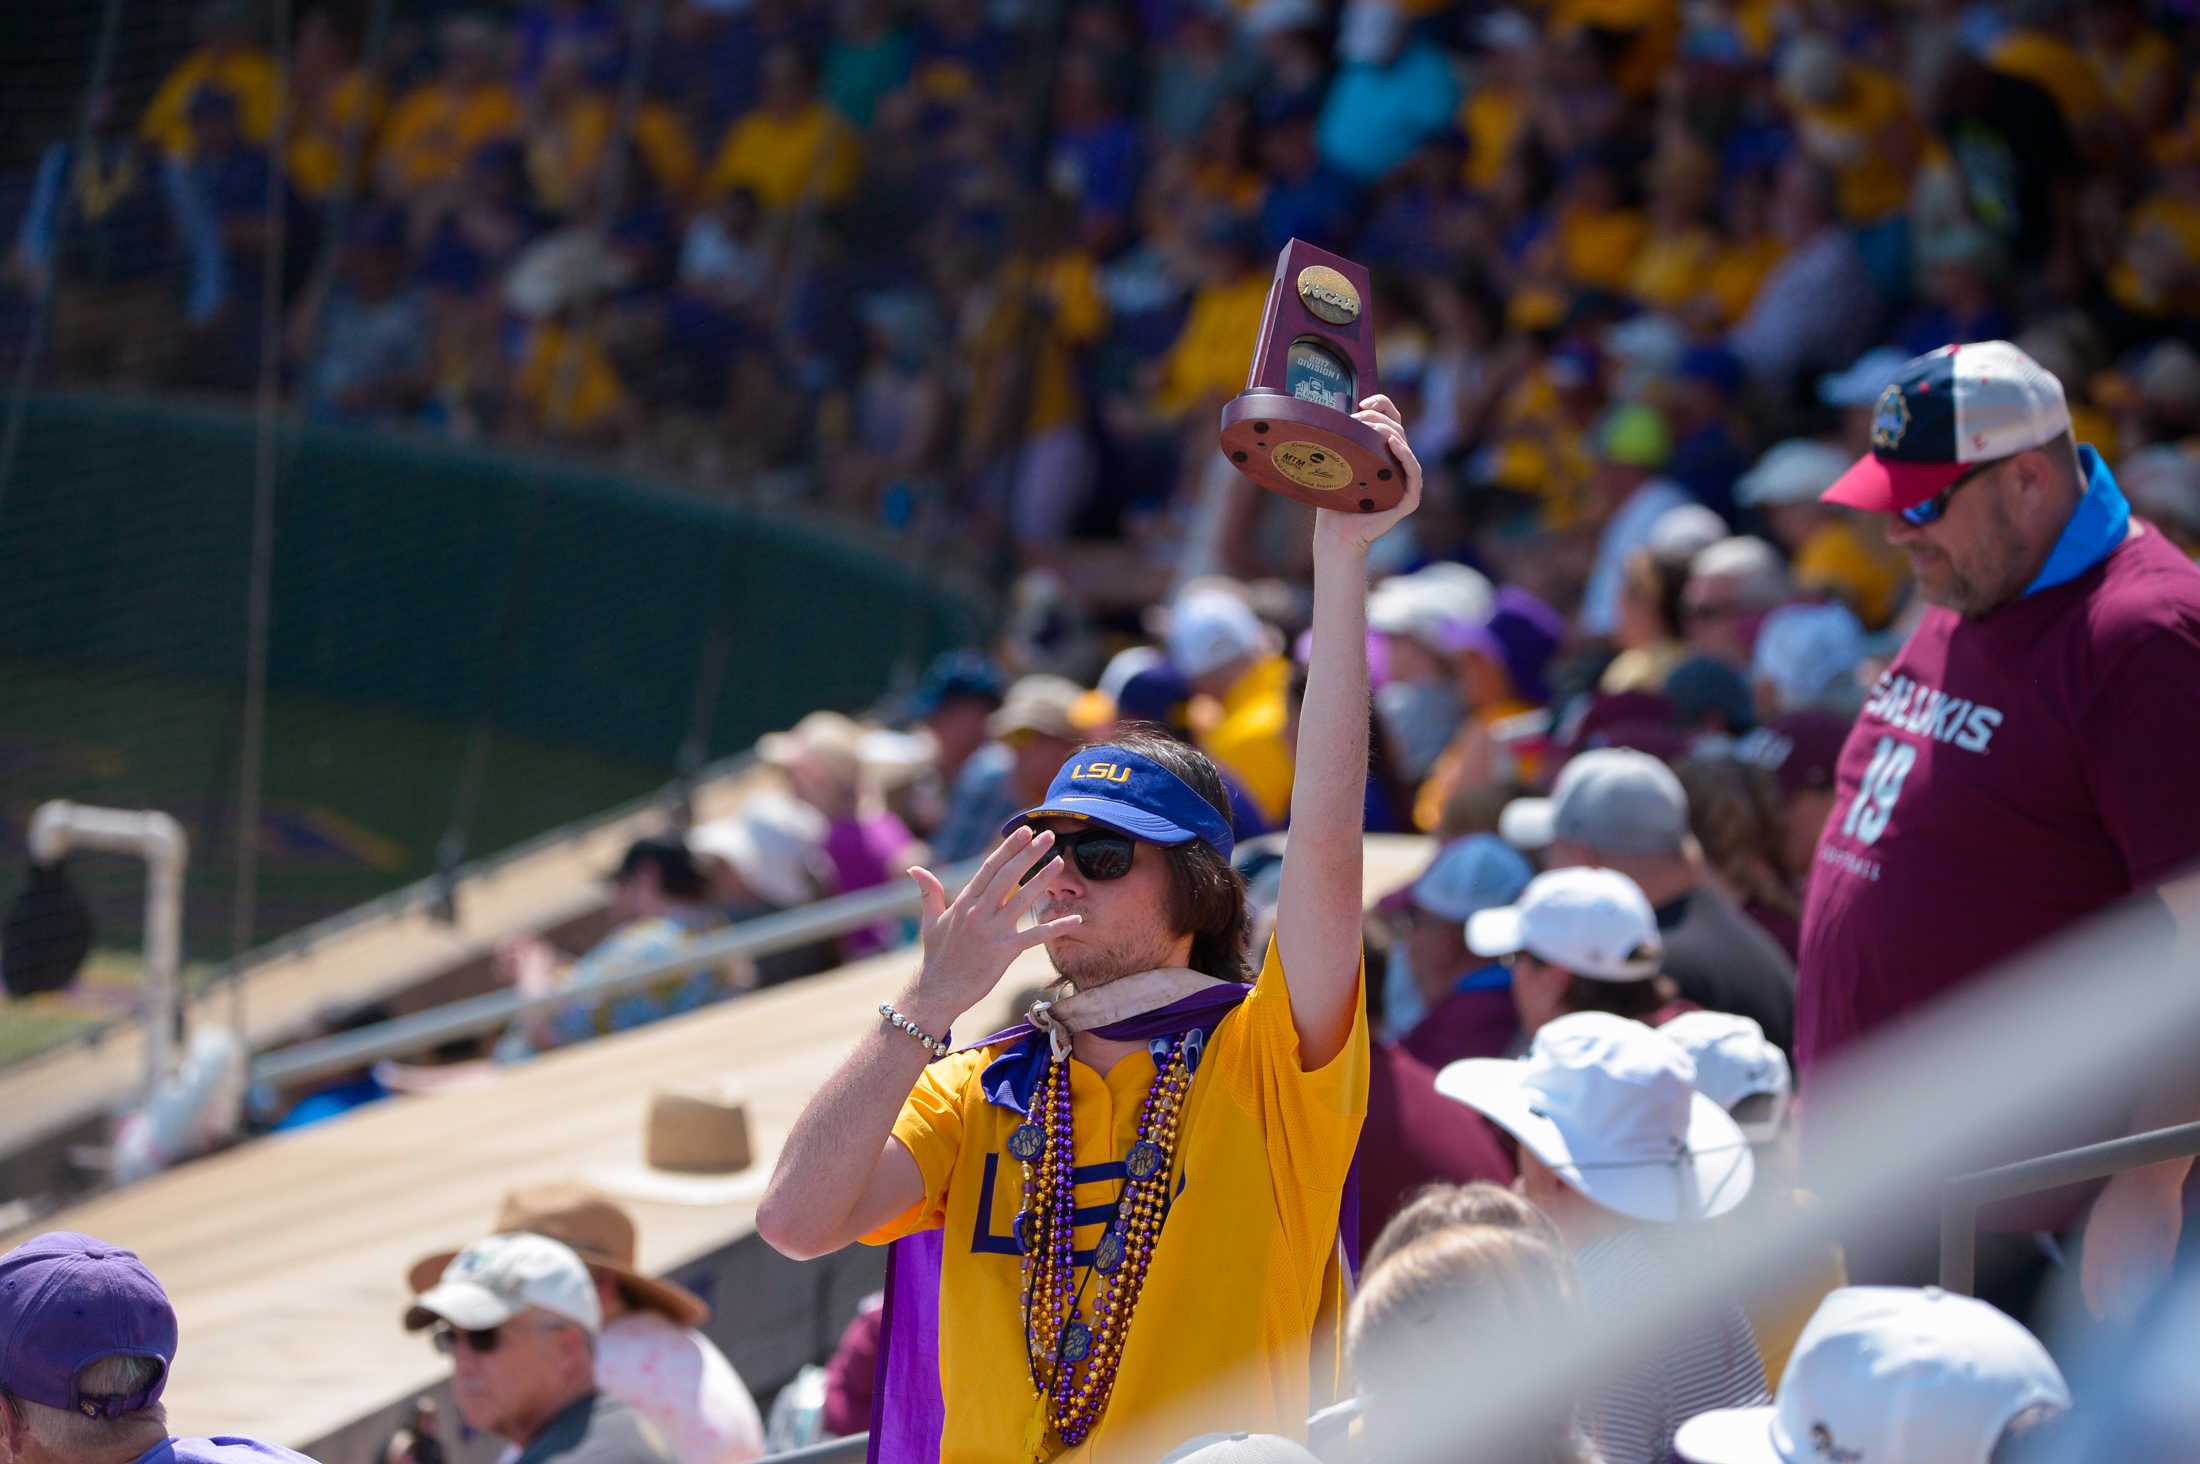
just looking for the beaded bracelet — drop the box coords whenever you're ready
[879,1002,949,1059]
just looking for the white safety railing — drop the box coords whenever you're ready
[251,858,981,1090]
[28,800,189,1101]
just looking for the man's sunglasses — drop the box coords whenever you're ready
[1018,826,1136,885]
[431,1324,503,1355]
[1901,455,2006,527]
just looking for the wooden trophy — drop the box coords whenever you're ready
[1217,239,1400,513]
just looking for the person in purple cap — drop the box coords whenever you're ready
[0,1232,322,1464]
[1798,339,2200,1323]
[757,397,1427,1460]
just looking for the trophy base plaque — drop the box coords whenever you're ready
[1219,390,1403,514]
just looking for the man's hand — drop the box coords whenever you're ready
[900,826,1081,1033]
[1312,394,1424,555]
[2081,1162,2185,1321]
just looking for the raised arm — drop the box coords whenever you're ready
[1272,394,1422,1068]
[755,827,1080,1260]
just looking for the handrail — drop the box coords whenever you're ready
[755,1437,868,1464]
[1938,1117,2200,1294]
[250,858,981,1090]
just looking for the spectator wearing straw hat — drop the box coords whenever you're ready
[405,1234,673,1464]
[760,711,921,957]
[1466,867,1702,1045]
[932,674,1083,863]
[0,1231,324,1464]
[493,838,728,1061]
[1675,1287,2069,1464]
[1436,1013,1769,1464]
[406,1186,763,1464]
[1503,750,1797,1053]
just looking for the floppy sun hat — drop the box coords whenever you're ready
[1436,1012,1754,1223]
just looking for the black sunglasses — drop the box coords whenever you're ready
[1019,826,1136,885]
[1901,454,2007,527]
[430,1324,503,1355]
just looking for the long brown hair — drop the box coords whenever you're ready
[1098,727,1252,981]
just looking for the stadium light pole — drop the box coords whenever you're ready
[27,800,189,1104]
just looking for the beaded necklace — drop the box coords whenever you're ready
[1011,1030,1196,1458]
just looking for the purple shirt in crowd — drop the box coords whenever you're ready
[1798,526,2200,1070]
[1797,526,2200,1217]
[824,811,916,957]
[135,1440,322,1464]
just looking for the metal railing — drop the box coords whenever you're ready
[756,1437,868,1464]
[250,859,981,1090]
[1938,1117,2200,1294]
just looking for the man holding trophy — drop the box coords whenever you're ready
[757,239,1414,1460]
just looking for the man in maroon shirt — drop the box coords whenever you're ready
[1799,340,2200,1320]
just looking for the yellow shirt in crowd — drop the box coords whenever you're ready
[2109,192,2200,320]
[1791,65,1914,225]
[141,47,278,157]
[1704,236,1787,325]
[707,101,858,212]
[287,71,385,199]
[1196,654,1296,826]
[2088,28,2178,129]
[377,83,522,194]
[1627,225,1718,311]
[1154,272,1270,420]
[866,935,1368,1462]
[1553,205,1648,293]
[516,321,627,439]
[1459,87,1524,191]
[965,252,1109,442]
[1989,29,2106,136]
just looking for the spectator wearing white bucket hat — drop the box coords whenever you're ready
[1464,866,1700,1044]
[689,793,839,988]
[1435,1012,1768,1464]
[1675,1286,2069,1464]
[1663,1010,1845,1387]
[1750,602,1867,721]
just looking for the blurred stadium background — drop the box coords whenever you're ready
[3,0,2200,1457]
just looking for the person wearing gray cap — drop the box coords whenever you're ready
[1501,749,1795,1053]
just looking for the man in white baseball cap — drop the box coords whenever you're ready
[1674,1286,2069,1464]
[1435,1013,1767,1463]
[1466,866,1697,1043]
[407,1234,671,1464]
[1501,749,1797,1052]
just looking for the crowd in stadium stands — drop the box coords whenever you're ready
[9,0,2200,582]
[14,0,2200,1460]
